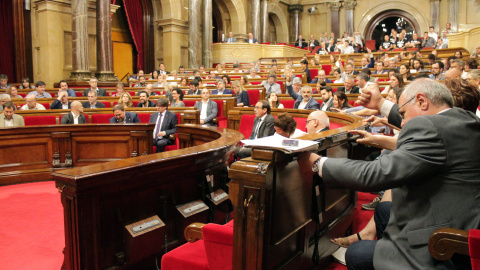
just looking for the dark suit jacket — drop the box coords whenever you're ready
[149,110,177,143]
[308,39,320,47]
[188,89,202,95]
[304,68,312,83]
[249,114,275,139]
[287,85,320,110]
[236,91,250,107]
[136,100,156,108]
[50,99,71,110]
[319,98,334,111]
[244,38,258,43]
[61,112,87,124]
[83,88,107,97]
[322,107,480,269]
[337,86,360,94]
[295,39,307,48]
[109,111,140,123]
[82,101,106,109]
[211,89,233,95]
[194,100,218,126]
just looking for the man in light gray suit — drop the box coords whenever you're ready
[0,101,24,127]
[194,89,218,126]
[300,79,480,269]
[224,32,237,43]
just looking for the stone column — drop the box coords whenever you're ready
[448,0,458,32]
[203,0,213,68]
[189,0,202,68]
[344,1,357,36]
[252,0,261,41]
[430,0,441,35]
[69,0,91,81]
[260,0,269,43]
[326,2,342,40]
[288,5,303,43]
[95,0,117,81]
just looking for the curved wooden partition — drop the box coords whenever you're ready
[52,125,244,270]
[228,108,367,269]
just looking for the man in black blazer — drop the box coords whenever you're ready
[235,100,275,159]
[337,76,360,94]
[50,91,71,109]
[82,90,106,109]
[149,97,178,153]
[61,101,87,124]
[188,80,201,95]
[109,104,140,123]
[83,77,107,97]
[295,35,307,48]
[300,79,480,270]
[308,35,320,50]
[244,32,258,44]
[137,91,156,108]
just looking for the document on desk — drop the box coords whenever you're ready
[241,134,318,154]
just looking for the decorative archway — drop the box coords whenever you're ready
[214,0,247,35]
[357,1,429,39]
[268,4,289,43]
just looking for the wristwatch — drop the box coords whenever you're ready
[312,157,322,173]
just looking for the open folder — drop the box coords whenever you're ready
[241,134,319,154]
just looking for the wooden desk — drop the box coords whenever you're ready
[213,43,309,64]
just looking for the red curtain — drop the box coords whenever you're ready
[122,0,144,71]
[0,0,15,81]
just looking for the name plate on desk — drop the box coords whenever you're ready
[209,189,229,205]
[176,200,209,218]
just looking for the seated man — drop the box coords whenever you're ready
[128,69,144,83]
[0,74,11,90]
[337,75,359,94]
[305,110,330,134]
[82,90,106,109]
[287,80,320,110]
[319,86,334,111]
[61,101,86,124]
[235,100,275,159]
[261,74,282,94]
[20,94,46,110]
[28,81,52,98]
[149,97,178,153]
[311,70,332,84]
[134,75,147,88]
[137,91,156,108]
[59,80,77,97]
[245,32,258,44]
[0,101,25,127]
[246,68,261,79]
[0,94,11,111]
[188,79,201,95]
[144,84,158,97]
[110,104,140,124]
[224,32,237,43]
[194,89,218,126]
[83,77,107,96]
[295,34,307,48]
[211,79,233,95]
[50,91,71,109]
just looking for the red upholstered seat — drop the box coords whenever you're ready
[261,42,270,45]
[202,223,234,270]
[239,114,256,139]
[40,103,50,109]
[470,229,480,268]
[407,48,418,51]
[365,40,375,51]
[277,43,286,45]
[277,81,284,93]
[247,89,260,106]
[280,99,295,109]
[24,115,56,126]
[91,114,114,123]
[132,101,139,107]
[183,100,197,107]
[310,69,319,80]
[251,81,261,85]
[161,240,209,270]
[129,91,136,96]
[138,113,151,123]
[164,113,181,152]
[330,122,344,129]
[294,117,307,131]
[392,48,404,52]
[75,92,83,97]
[18,93,26,98]
[323,65,332,76]
[213,100,227,128]
[100,101,111,108]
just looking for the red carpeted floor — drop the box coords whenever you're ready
[0,182,375,270]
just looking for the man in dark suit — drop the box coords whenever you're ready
[308,35,320,50]
[235,100,275,159]
[245,32,258,44]
[59,80,77,97]
[149,97,177,153]
[300,79,480,270]
[211,79,233,95]
[82,90,106,109]
[295,35,307,48]
[83,77,107,97]
[61,101,87,124]
[194,89,218,126]
[318,86,334,111]
[188,80,202,95]
[137,91,156,108]
[50,91,71,109]
[305,110,330,134]
[157,63,170,76]
[109,104,141,124]
[337,76,360,94]
[287,77,320,110]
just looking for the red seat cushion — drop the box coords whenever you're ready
[251,81,261,85]
[24,115,56,126]
[132,101,139,107]
[280,99,295,109]
[161,240,209,270]
[239,115,256,139]
[276,81,284,93]
[40,103,50,109]
[75,91,83,97]
[183,100,197,107]
[330,122,344,129]
[203,223,234,270]
[310,69,319,80]
[294,117,307,131]
[138,113,151,123]
[100,101,111,108]
[246,90,260,106]
[469,229,480,269]
[91,114,114,123]
[322,65,332,76]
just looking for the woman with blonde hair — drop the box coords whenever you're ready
[6,86,23,99]
[232,80,249,107]
[118,92,133,108]
[240,75,251,86]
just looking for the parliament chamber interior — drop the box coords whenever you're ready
[1,0,480,269]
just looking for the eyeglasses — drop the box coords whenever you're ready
[306,119,316,124]
[397,96,416,119]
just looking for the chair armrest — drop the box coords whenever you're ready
[184,222,205,243]
[169,133,176,141]
[428,228,469,261]
[213,117,218,124]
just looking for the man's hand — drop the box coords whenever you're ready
[348,130,378,147]
[57,91,67,100]
[157,131,166,137]
[285,73,292,83]
[200,120,205,125]
[297,152,321,172]
[363,115,388,127]
[356,78,385,110]
[367,48,372,54]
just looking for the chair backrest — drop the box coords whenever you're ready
[100,101,111,108]
[310,68,319,80]
[24,115,56,126]
[183,100,197,107]
[280,99,295,109]
[40,103,50,109]
[246,90,260,106]
[91,114,114,123]
[294,117,307,131]
[75,91,83,97]
[202,223,234,270]
[239,114,256,139]
[322,65,332,76]
[212,100,224,117]
[137,113,151,123]
[365,40,376,51]
[470,229,480,269]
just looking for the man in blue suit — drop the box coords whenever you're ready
[211,79,233,95]
[109,104,141,124]
[149,97,178,153]
[287,77,320,110]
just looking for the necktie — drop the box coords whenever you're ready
[268,85,272,93]
[154,113,163,140]
[252,119,262,139]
